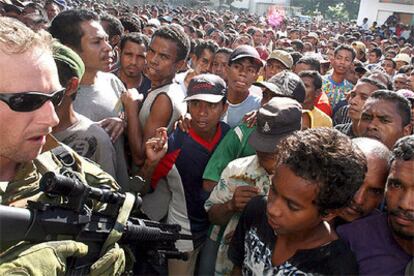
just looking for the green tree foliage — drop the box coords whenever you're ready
[291,0,361,20]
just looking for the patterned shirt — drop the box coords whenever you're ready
[204,155,272,275]
[321,75,353,111]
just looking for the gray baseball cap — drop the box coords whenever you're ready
[248,97,302,153]
[265,71,306,103]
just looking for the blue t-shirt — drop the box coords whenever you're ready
[222,94,261,128]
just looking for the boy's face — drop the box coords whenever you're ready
[265,59,286,80]
[227,58,260,93]
[267,165,323,235]
[193,49,215,75]
[146,36,182,85]
[382,59,395,76]
[347,82,378,122]
[256,151,277,175]
[212,53,229,81]
[188,99,227,136]
[301,76,318,110]
[332,49,353,75]
[368,51,380,64]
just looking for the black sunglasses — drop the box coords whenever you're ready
[0,88,66,112]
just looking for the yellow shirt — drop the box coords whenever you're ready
[304,107,333,128]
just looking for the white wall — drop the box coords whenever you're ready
[358,0,414,25]
[231,0,289,13]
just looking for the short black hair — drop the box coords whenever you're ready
[383,58,396,68]
[299,70,322,90]
[369,47,382,58]
[389,135,414,165]
[369,90,412,126]
[120,32,149,52]
[216,47,233,56]
[100,13,124,39]
[366,71,394,90]
[120,15,142,33]
[290,51,303,66]
[274,128,367,214]
[358,77,387,90]
[296,56,321,72]
[152,24,190,62]
[194,40,218,59]
[334,44,356,61]
[291,39,304,52]
[49,9,99,51]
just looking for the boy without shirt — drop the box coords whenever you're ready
[229,128,367,275]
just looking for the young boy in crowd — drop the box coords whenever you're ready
[299,70,333,128]
[140,74,229,275]
[203,97,303,275]
[229,128,367,275]
[223,45,263,128]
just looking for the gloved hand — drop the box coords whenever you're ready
[90,243,125,276]
[0,240,88,276]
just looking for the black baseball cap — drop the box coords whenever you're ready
[229,45,264,67]
[184,74,226,103]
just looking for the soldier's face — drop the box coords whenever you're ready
[0,47,60,163]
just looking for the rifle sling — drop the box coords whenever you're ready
[100,192,135,256]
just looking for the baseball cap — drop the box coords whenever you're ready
[394,53,411,65]
[52,42,85,80]
[265,71,306,103]
[229,45,264,67]
[248,97,302,153]
[184,74,226,103]
[253,81,282,96]
[267,50,293,69]
[306,32,319,40]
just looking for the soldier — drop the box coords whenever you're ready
[0,17,125,275]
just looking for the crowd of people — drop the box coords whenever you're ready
[0,0,413,275]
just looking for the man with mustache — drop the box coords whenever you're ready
[115,33,151,98]
[338,135,414,275]
[358,90,412,149]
